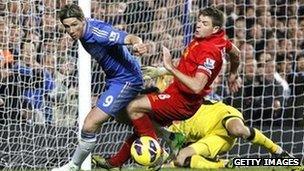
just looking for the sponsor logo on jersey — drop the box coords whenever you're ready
[197,58,215,75]
[203,58,215,69]
[109,31,120,42]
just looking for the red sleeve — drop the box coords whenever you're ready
[195,51,221,78]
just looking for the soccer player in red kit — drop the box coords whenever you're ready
[93,7,241,169]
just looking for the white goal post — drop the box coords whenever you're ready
[77,0,91,170]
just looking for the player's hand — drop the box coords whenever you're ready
[142,66,168,80]
[142,66,160,79]
[162,46,174,72]
[228,73,241,94]
[133,43,147,56]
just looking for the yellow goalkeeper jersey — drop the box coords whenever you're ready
[169,101,244,143]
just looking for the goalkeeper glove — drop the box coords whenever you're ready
[142,66,168,80]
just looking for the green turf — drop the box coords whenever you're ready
[93,167,293,171]
[4,166,296,171]
[3,168,293,171]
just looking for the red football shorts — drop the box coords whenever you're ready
[146,90,202,126]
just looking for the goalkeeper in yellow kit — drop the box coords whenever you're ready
[142,66,293,169]
[166,100,294,169]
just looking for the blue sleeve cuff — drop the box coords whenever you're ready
[118,31,128,45]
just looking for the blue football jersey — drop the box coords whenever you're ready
[80,18,143,84]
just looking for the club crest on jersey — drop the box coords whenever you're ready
[203,58,215,69]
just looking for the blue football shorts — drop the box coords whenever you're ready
[96,82,142,117]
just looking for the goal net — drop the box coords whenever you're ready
[0,0,303,169]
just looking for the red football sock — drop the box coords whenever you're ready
[132,114,158,140]
[108,134,137,167]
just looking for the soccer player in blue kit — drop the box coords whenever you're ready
[52,4,147,171]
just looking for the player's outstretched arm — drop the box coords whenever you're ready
[124,34,147,56]
[227,43,240,74]
[227,43,241,93]
[162,46,208,94]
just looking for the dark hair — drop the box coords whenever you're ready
[296,53,304,61]
[199,7,224,27]
[59,4,85,23]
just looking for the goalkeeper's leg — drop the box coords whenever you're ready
[225,117,286,155]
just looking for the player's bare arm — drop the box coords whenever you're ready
[162,46,208,94]
[227,43,241,93]
[174,147,196,167]
[125,34,147,56]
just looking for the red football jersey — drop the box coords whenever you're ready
[165,30,232,99]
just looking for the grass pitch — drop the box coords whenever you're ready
[4,166,297,171]
[4,168,294,171]
[101,166,293,171]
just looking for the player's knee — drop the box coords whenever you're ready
[83,111,105,133]
[198,143,212,159]
[126,99,137,114]
[226,118,247,138]
[126,99,145,119]
[82,123,96,134]
[227,124,247,137]
[82,117,96,133]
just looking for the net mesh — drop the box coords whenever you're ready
[0,0,303,169]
